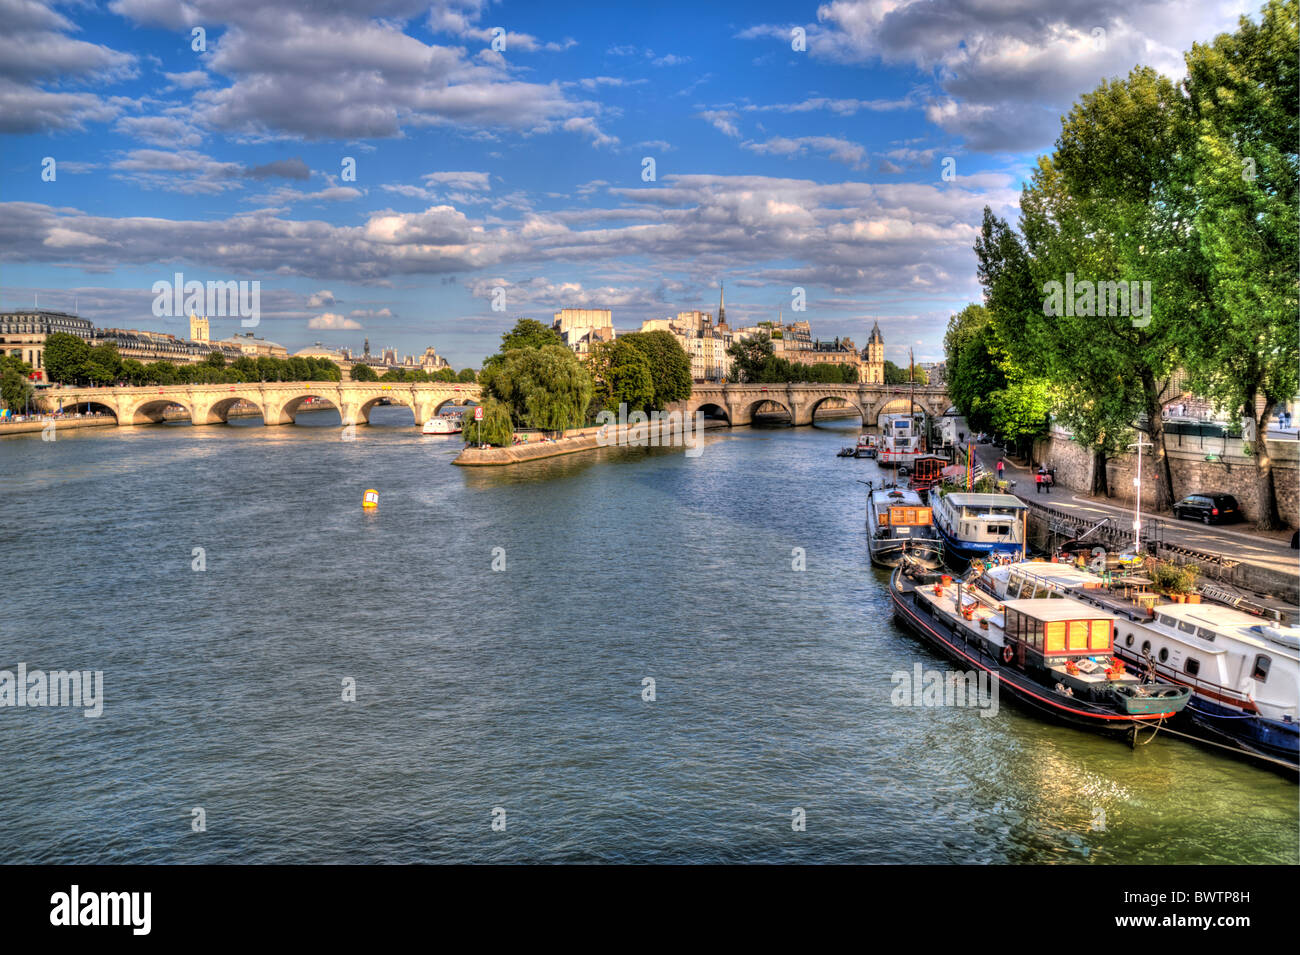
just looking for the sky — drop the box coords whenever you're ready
[0,0,1257,369]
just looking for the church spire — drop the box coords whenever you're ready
[718,280,725,326]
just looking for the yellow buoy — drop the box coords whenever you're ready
[362,488,379,509]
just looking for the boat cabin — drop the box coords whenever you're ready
[874,493,932,530]
[1003,598,1114,662]
[908,454,948,493]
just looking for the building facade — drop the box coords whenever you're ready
[0,310,94,378]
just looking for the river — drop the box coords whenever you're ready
[1,409,1295,863]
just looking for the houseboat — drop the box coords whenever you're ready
[975,560,1299,773]
[877,413,921,467]
[931,492,1030,563]
[904,453,949,498]
[890,564,1190,742]
[855,432,878,459]
[866,484,944,568]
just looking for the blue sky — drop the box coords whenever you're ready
[0,0,1255,368]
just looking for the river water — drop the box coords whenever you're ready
[2,409,1295,863]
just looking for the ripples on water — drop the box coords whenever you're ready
[1,410,1295,863]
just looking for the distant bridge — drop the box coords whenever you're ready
[36,381,480,426]
[678,382,951,427]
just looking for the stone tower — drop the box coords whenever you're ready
[863,320,885,384]
[189,312,209,343]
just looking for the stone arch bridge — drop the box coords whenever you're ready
[36,381,481,427]
[676,382,951,427]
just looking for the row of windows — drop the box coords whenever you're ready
[1007,609,1111,653]
[1120,631,1271,682]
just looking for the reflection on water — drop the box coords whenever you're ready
[0,413,1294,863]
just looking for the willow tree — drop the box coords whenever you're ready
[478,345,593,434]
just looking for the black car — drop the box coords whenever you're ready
[1172,493,1241,525]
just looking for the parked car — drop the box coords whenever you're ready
[1171,493,1241,525]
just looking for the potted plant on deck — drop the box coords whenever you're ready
[1151,560,1198,602]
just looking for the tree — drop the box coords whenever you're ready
[0,354,34,413]
[464,397,514,447]
[434,367,457,382]
[1177,0,1299,527]
[501,318,563,352]
[478,345,593,433]
[614,331,692,408]
[120,358,148,386]
[205,350,226,368]
[82,342,121,386]
[350,363,378,382]
[42,332,90,385]
[1033,67,1194,509]
[457,368,477,383]
[588,338,655,413]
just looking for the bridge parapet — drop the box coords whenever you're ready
[677,382,950,427]
[36,381,482,427]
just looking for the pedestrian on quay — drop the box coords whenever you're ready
[1035,468,1044,494]
[996,458,1005,483]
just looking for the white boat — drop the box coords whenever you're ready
[931,492,1029,562]
[422,412,464,435]
[974,559,1300,771]
[855,432,877,458]
[877,413,921,467]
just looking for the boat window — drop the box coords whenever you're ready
[1252,655,1271,683]
[1195,627,1217,642]
[1178,621,1197,634]
[1184,657,1200,677]
[1125,633,1134,647]
[1141,640,1152,655]
[1156,615,1174,628]
[1158,647,1169,663]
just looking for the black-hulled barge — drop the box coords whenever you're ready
[889,563,1190,742]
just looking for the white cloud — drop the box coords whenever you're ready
[308,312,361,329]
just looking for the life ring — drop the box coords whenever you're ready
[1001,645,1014,664]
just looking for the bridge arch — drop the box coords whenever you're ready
[202,395,267,425]
[273,392,341,426]
[874,397,930,425]
[123,397,196,426]
[808,394,866,425]
[694,401,730,424]
[742,397,793,426]
[51,398,118,421]
[357,394,417,426]
[432,396,477,416]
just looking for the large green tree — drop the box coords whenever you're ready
[41,332,91,385]
[0,354,34,413]
[615,331,692,409]
[1177,0,1299,527]
[588,337,655,413]
[478,345,594,433]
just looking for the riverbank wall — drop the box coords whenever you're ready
[453,418,728,467]
[1032,427,1299,528]
[0,415,116,436]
